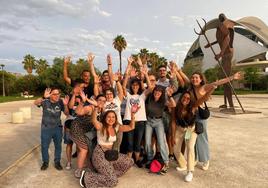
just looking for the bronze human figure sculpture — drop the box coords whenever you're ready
[205,13,235,111]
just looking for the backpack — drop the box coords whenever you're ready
[149,159,164,174]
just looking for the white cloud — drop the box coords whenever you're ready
[170,16,184,26]
[133,37,150,42]
[152,40,160,43]
[171,42,192,47]
[0,0,111,18]
[93,7,112,17]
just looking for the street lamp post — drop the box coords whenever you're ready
[0,64,5,97]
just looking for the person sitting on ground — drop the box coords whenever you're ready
[80,107,138,188]
[34,88,69,171]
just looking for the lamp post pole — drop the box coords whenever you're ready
[0,64,5,97]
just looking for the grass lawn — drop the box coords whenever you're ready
[0,96,39,103]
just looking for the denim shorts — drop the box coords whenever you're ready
[64,129,73,145]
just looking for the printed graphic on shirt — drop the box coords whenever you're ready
[130,98,140,106]
[105,102,118,110]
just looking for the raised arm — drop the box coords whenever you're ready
[204,40,218,48]
[204,71,242,93]
[169,62,184,87]
[166,87,176,108]
[113,73,124,101]
[141,66,153,96]
[34,88,51,106]
[92,107,102,130]
[75,100,93,116]
[62,95,70,116]
[93,75,100,97]
[176,63,190,86]
[68,86,81,109]
[107,54,114,84]
[63,56,71,85]
[122,56,133,96]
[87,52,97,77]
[119,112,136,132]
[192,85,217,111]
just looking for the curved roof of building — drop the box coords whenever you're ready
[186,16,268,59]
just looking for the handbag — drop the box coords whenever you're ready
[100,127,119,161]
[104,149,119,161]
[193,88,210,120]
[195,121,203,134]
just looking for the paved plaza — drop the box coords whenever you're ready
[0,95,268,188]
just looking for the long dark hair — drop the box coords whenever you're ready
[101,110,118,141]
[175,91,195,121]
[151,85,165,103]
[129,78,143,95]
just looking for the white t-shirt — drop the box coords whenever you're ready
[123,91,147,121]
[104,96,122,125]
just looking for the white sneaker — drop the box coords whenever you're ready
[185,171,193,182]
[75,169,82,178]
[201,161,209,171]
[65,162,71,170]
[176,166,187,171]
[79,170,86,187]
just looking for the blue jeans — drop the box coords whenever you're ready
[41,126,63,163]
[145,117,169,163]
[126,121,145,152]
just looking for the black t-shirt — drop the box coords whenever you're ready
[70,79,94,98]
[146,94,166,118]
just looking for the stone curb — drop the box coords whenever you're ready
[0,144,40,178]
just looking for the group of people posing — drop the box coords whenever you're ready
[34,52,241,187]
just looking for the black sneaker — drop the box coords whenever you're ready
[55,162,63,170]
[135,160,143,168]
[72,151,78,158]
[41,162,49,170]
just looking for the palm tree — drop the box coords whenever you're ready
[36,58,49,75]
[139,48,149,64]
[113,35,127,74]
[22,54,36,74]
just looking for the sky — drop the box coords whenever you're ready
[0,0,268,74]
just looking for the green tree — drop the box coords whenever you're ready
[14,75,40,94]
[36,58,49,75]
[0,71,17,96]
[204,66,219,83]
[244,67,259,90]
[22,54,36,74]
[113,35,127,74]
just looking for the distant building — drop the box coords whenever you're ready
[7,72,23,77]
[184,16,268,74]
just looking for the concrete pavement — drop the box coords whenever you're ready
[0,95,268,187]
